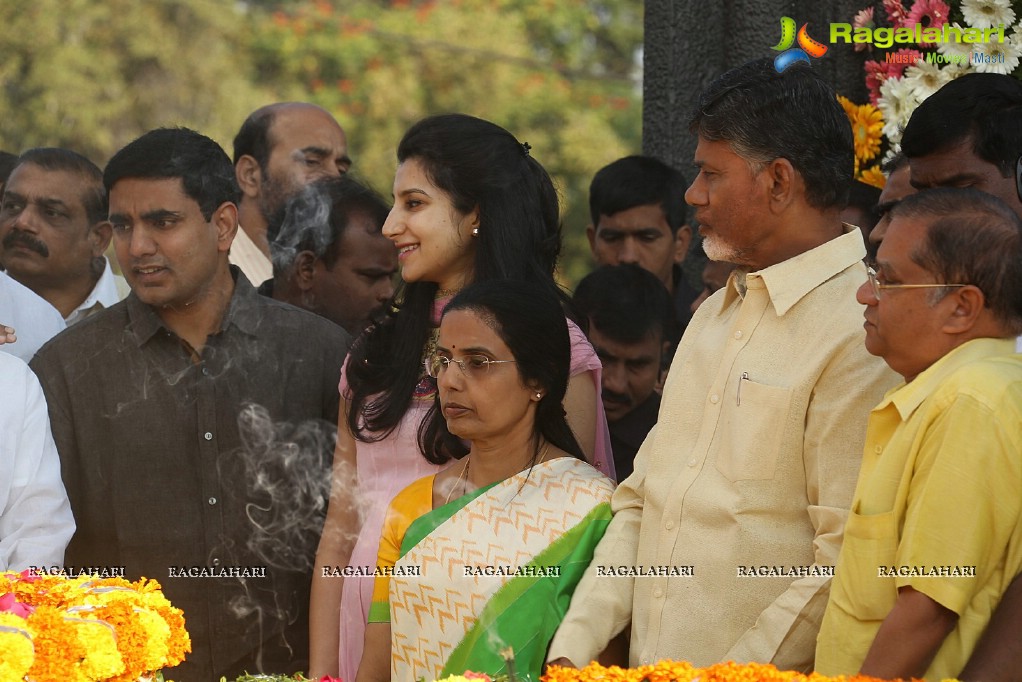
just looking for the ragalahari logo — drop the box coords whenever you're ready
[772,17,828,72]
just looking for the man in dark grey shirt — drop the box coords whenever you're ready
[31,128,349,681]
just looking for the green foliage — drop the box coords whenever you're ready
[0,0,269,164]
[0,0,642,285]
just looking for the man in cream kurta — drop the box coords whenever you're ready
[548,58,898,671]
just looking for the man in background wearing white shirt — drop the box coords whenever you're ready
[0,270,64,361]
[0,148,128,326]
[0,351,74,571]
[231,102,351,286]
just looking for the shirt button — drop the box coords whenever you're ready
[653,587,664,598]
[710,394,720,404]
[201,367,210,376]
[874,445,882,454]
[208,497,217,505]
[665,520,674,530]
[688,458,697,467]
[211,557,221,566]
[734,330,743,339]
[204,432,213,441]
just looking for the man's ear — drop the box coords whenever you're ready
[235,156,263,199]
[295,251,318,292]
[212,202,240,252]
[941,285,986,335]
[586,223,597,254]
[89,220,113,257]
[673,224,692,264]
[764,157,796,213]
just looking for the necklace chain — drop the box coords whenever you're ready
[442,443,551,506]
[444,457,470,505]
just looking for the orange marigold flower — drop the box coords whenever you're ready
[858,165,887,190]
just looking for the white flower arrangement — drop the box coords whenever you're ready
[857,0,1022,152]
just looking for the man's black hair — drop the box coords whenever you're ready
[589,156,688,234]
[689,58,853,209]
[572,263,679,347]
[104,128,240,220]
[232,106,277,169]
[15,148,107,226]
[901,73,1022,178]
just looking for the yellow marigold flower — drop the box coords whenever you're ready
[858,165,887,190]
[540,660,933,682]
[69,616,125,681]
[0,612,34,681]
[91,600,170,681]
[837,94,858,119]
[846,100,885,164]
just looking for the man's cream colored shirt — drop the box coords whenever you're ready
[549,227,898,671]
[229,226,272,286]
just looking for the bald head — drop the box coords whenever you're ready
[233,102,351,242]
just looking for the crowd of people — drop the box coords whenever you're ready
[0,56,1020,682]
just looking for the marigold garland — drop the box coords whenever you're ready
[0,613,34,681]
[539,660,962,682]
[0,570,190,682]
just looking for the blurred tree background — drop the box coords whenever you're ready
[0,0,643,286]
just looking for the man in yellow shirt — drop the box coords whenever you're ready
[816,188,1022,680]
[548,58,897,672]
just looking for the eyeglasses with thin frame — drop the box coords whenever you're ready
[424,353,517,379]
[865,266,967,300]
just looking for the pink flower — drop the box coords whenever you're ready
[18,568,41,582]
[865,61,891,105]
[0,592,34,617]
[904,0,950,46]
[883,0,908,28]
[317,677,343,682]
[853,7,876,51]
[464,674,492,682]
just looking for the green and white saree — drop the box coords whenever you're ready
[369,457,614,682]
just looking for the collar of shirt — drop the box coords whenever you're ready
[65,258,128,325]
[719,225,866,317]
[875,336,1018,421]
[125,265,261,348]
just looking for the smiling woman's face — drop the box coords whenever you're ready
[382,158,477,292]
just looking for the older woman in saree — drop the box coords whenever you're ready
[355,280,615,682]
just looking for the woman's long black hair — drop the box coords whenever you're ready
[344,113,565,456]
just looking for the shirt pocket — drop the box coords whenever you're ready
[831,509,899,621]
[713,378,792,482]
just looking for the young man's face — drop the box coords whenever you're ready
[588,203,689,292]
[110,177,235,311]
[590,324,665,422]
[909,139,1022,218]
